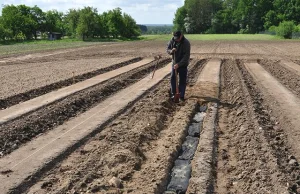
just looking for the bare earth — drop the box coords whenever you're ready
[1,40,300,194]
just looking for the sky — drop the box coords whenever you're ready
[0,0,184,24]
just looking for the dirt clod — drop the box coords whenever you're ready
[109,177,122,188]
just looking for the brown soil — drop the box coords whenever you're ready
[216,59,288,193]
[238,61,300,193]
[258,59,300,98]
[0,57,136,100]
[0,58,142,109]
[0,58,170,157]
[215,59,300,193]
[1,40,300,194]
[25,59,202,194]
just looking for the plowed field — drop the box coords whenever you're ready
[1,40,300,194]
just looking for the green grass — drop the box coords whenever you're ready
[0,37,146,55]
[141,34,281,41]
[0,39,98,55]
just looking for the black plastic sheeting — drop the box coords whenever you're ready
[166,160,192,194]
[188,123,201,137]
[165,105,207,194]
[192,112,206,123]
[179,136,199,160]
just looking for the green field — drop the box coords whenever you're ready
[0,40,100,55]
[0,34,289,55]
[0,37,146,55]
[141,34,281,41]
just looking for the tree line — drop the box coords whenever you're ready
[138,25,173,35]
[174,0,300,37]
[0,5,141,41]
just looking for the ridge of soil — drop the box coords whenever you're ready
[1,41,300,193]
[25,59,203,194]
[238,60,300,193]
[0,58,171,157]
[124,60,208,193]
[258,59,300,98]
[215,59,290,193]
[0,57,142,109]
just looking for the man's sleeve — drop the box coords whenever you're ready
[178,40,191,67]
[166,40,173,55]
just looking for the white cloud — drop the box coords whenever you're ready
[1,0,184,24]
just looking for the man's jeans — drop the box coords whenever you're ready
[171,66,188,98]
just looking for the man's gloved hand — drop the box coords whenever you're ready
[171,48,177,53]
[174,64,179,70]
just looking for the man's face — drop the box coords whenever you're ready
[175,35,182,42]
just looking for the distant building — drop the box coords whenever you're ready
[48,32,62,40]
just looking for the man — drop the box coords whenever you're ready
[166,31,191,102]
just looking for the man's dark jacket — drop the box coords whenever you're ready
[166,36,191,68]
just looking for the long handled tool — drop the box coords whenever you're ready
[152,55,161,79]
[173,51,180,103]
[174,68,180,103]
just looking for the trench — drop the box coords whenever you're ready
[164,104,207,193]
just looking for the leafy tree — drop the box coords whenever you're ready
[184,0,222,33]
[172,0,300,35]
[0,17,13,41]
[29,6,45,39]
[145,25,173,34]
[184,15,195,33]
[107,8,124,38]
[233,0,256,33]
[219,0,272,33]
[121,13,140,38]
[295,24,300,32]
[16,5,35,39]
[276,21,296,39]
[254,0,274,32]
[44,10,65,33]
[138,25,148,34]
[65,9,80,37]
[76,7,98,40]
[273,0,300,23]
[99,12,110,38]
[264,10,279,30]
[1,5,23,38]
[173,6,187,32]
[184,0,201,33]
[0,24,5,41]
[1,4,141,41]
[1,4,45,40]
[211,9,238,33]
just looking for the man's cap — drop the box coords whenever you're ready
[173,31,182,40]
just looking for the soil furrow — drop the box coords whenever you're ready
[258,59,300,98]
[238,60,300,193]
[24,59,202,194]
[2,40,300,193]
[123,60,207,193]
[187,59,207,86]
[0,58,171,157]
[215,59,288,193]
[0,57,142,110]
